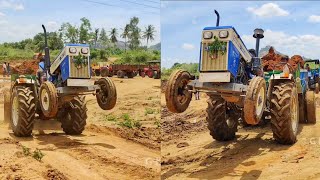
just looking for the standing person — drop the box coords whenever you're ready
[2,62,7,77]
[7,63,10,76]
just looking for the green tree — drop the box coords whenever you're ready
[143,25,155,48]
[59,23,79,43]
[128,16,141,50]
[109,28,118,45]
[99,28,109,47]
[79,17,92,44]
[121,24,130,52]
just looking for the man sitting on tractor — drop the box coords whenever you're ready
[37,53,45,82]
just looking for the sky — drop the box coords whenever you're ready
[161,1,320,68]
[0,0,160,45]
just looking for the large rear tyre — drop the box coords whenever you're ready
[10,86,36,137]
[127,72,134,78]
[298,94,306,123]
[270,82,299,144]
[206,95,238,141]
[39,81,58,118]
[94,69,101,76]
[305,91,316,124]
[244,77,266,125]
[315,83,319,94]
[147,70,154,78]
[60,96,87,135]
[165,70,192,113]
[3,88,10,123]
[100,69,109,77]
[95,78,117,110]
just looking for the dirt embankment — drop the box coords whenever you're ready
[161,83,320,179]
[262,47,304,71]
[0,76,161,179]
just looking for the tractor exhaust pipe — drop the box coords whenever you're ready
[42,25,50,71]
[214,10,220,27]
[252,28,264,76]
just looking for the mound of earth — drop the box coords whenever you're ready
[262,47,304,71]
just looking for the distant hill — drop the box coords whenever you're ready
[149,43,160,51]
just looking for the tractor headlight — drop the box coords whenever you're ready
[203,31,213,39]
[81,48,88,54]
[219,30,229,38]
[69,47,77,54]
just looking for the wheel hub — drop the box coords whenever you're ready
[256,87,265,117]
[12,96,19,127]
[41,89,50,111]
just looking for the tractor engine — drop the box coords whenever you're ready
[50,44,91,87]
[199,26,252,84]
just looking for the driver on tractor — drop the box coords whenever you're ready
[36,53,46,83]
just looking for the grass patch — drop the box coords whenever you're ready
[154,120,161,128]
[22,145,31,156]
[118,113,142,128]
[145,108,157,115]
[105,115,117,122]
[32,149,45,161]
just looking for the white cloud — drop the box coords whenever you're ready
[247,3,289,18]
[0,0,24,11]
[242,29,320,59]
[182,43,195,50]
[308,15,320,23]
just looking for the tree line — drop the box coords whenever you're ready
[2,16,156,52]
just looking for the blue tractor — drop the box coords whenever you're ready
[304,59,320,94]
[165,10,316,144]
[4,25,117,137]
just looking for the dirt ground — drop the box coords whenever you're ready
[0,76,161,180]
[161,88,320,180]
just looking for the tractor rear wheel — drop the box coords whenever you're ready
[305,91,316,124]
[140,71,146,77]
[94,69,101,76]
[39,81,58,118]
[165,70,192,113]
[147,70,154,78]
[10,86,36,137]
[153,71,160,79]
[127,71,134,78]
[244,77,266,125]
[95,78,117,110]
[101,69,109,77]
[206,95,238,141]
[315,83,319,94]
[270,82,299,144]
[298,94,306,123]
[3,88,10,123]
[60,96,87,135]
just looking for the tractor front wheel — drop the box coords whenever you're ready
[95,78,117,110]
[305,91,316,124]
[10,86,36,137]
[206,95,238,141]
[165,70,192,113]
[39,81,58,118]
[244,77,266,125]
[270,82,299,144]
[60,96,87,135]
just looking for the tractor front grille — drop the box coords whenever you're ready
[201,42,228,71]
[69,59,90,78]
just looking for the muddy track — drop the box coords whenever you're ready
[161,93,320,180]
[0,123,160,180]
[0,77,161,179]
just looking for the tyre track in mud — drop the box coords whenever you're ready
[161,93,320,180]
[0,124,160,180]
